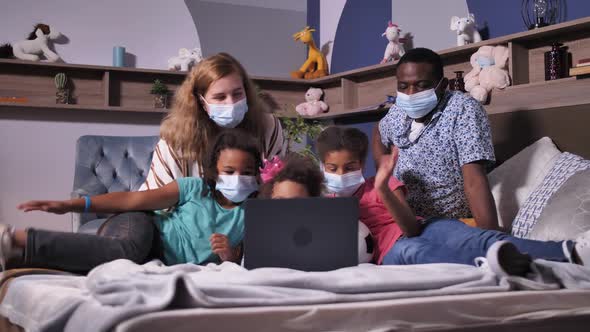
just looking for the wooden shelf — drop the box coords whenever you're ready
[1,16,590,121]
[485,76,590,114]
[0,102,168,114]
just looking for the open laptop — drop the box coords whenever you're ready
[243,197,359,271]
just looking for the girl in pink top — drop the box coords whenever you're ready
[316,126,590,275]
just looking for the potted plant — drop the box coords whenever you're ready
[150,79,169,108]
[279,113,324,162]
[54,73,70,104]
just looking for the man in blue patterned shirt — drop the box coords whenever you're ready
[374,48,499,230]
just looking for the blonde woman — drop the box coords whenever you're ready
[141,52,285,190]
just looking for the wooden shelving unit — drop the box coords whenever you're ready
[1,16,590,120]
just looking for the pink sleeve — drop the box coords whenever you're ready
[388,177,407,195]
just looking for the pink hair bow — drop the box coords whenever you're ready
[260,156,285,183]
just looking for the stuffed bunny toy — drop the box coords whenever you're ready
[450,14,482,46]
[464,45,511,103]
[295,87,329,116]
[167,48,203,71]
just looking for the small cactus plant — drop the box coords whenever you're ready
[54,72,70,104]
[54,73,67,90]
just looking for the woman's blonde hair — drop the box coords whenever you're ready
[160,52,269,173]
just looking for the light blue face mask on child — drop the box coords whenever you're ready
[202,97,249,128]
[396,78,443,119]
[323,170,365,197]
[216,174,258,203]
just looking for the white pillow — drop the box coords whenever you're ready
[488,137,561,229]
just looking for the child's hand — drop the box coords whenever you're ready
[18,200,72,214]
[375,146,399,191]
[210,233,238,262]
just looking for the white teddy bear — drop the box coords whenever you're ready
[295,87,329,116]
[450,14,482,47]
[167,48,203,71]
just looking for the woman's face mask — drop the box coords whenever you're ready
[396,78,443,119]
[323,169,365,197]
[216,174,258,203]
[201,96,249,128]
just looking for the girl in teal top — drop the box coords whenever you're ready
[14,130,262,266]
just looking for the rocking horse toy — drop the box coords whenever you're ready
[290,26,329,79]
[0,23,62,62]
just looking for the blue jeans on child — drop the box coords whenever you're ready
[382,218,573,265]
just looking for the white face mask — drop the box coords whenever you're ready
[395,78,443,119]
[216,174,258,203]
[201,97,248,128]
[323,169,365,197]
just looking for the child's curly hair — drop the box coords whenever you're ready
[260,154,324,198]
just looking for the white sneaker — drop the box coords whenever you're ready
[0,224,14,271]
[573,229,590,265]
[485,241,532,277]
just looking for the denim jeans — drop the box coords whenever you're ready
[382,218,572,266]
[24,212,158,273]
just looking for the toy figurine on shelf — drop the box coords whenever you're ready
[295,87,329,116]
[450,14,482,46]
[290,26,329,79]
[380,21,405,64]
[0,23,62,62]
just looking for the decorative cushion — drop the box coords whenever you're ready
[488,137,561,229]
[511,152,590,239]
[528,169,590,241]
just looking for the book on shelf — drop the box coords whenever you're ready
[569,65,590,76]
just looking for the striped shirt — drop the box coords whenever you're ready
[139,114,285,191]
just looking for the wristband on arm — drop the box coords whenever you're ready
[83,195,91,213]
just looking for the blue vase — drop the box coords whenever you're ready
[113,46,125,67]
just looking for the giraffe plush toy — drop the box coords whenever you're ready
[291,26,329,79]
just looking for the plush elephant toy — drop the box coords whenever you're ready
[450,13,482,46]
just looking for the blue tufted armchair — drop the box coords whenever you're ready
[71,135,159,234]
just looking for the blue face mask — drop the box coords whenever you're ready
[202,97,249,128]
[476,56,495,68]
[216,174,258,203]
[323,170,365,197]
[396,79,443,119]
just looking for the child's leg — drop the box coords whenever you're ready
[419,218,569,262]
[382,236,481,265]
[9,212,155,273]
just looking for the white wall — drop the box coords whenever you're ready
[186,0,307,77]
[392,0,470,51]
[1,0,200,69]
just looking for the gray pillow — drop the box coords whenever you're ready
[529,169,590,241]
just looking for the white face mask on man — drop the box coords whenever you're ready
[201,96,249,128]
[215,174,258,203]
[323,169,365,197]
[395,78,443,119]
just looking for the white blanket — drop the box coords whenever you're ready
[1,259,589,332]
